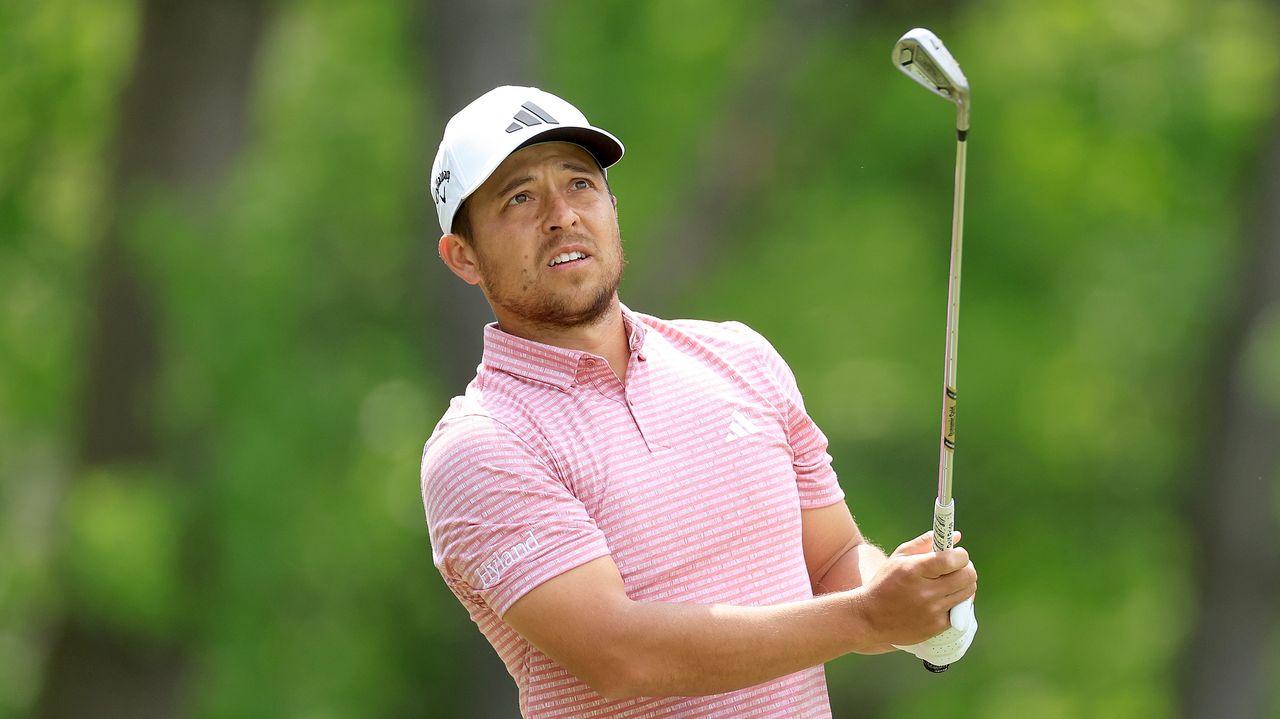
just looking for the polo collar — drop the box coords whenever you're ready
[481,304,648,390]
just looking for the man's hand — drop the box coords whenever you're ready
[851,531,977,648]
[893,597,977,665]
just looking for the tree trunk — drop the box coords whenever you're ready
[628,0,864,313]
[35,1,269,717]
[422,0,541,394]
[419,2,540,714]
[1179,85,1280,719]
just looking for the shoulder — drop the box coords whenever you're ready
[633,311,777,359]
[423,393,551,466]
[422,402,551,495]
[423,404,517,464]
[423,380,555,456]
[636,312,805,404]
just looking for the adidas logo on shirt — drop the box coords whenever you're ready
[724,409,761,442]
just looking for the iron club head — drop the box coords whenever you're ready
[893,28,970,132]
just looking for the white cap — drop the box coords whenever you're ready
[430,86,625,235]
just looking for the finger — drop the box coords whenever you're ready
[940,577,977,603]
[935,563,978,600]
[891,532,936,558]
[918,547,970,579]
[942,568,977,596]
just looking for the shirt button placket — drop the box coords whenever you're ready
[624,364,658,450]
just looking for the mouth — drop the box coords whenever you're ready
[547,250,590,269]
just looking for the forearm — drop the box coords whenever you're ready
[605,589,876,698]
[506,536,974,699]
[814,540,888,595]
[812,541,894,655]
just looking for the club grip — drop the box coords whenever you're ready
[927,498,956,672]
[932,498,955,553]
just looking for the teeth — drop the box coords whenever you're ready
[549,251,586,267]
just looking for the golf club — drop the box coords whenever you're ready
[892,27,972,673]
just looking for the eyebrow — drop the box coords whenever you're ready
[495,175,535,200]
[560,160,595,174]
[493,161,600,200]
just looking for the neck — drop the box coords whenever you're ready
[493,297,631,381]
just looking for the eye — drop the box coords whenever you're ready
[571,179,591,191]
[508,192,530,206]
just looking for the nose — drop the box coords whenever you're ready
[542,189,579,233]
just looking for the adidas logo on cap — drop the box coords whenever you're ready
[505,101,560,133]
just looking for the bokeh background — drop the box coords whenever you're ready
[3,0,1279,717]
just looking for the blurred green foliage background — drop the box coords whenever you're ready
[2,0,1279,717]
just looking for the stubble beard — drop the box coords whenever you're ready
[478,232,625,331]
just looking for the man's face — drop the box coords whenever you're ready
[459,142,624,329]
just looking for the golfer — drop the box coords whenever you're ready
[421,86,978,718]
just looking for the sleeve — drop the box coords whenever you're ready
[744,326,846,509]
[421,414,613,617]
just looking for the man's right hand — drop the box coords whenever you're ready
[850,531,977,648]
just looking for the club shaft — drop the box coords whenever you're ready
[921,127,969,675]
[936,131,967,519]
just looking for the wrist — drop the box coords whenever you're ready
[842,587,886,653]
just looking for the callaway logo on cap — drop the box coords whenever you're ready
[430,86,626,235]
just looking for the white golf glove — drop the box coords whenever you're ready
[893,597,977,666]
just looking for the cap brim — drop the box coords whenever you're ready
[513,126,624,171]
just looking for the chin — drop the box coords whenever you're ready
[549,286,616,326]
[484,260,622,329]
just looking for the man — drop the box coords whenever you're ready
[421,86,978,718]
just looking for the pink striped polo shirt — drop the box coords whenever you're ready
[421,306,846,718]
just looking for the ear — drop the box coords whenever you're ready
[438,233,482,285]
